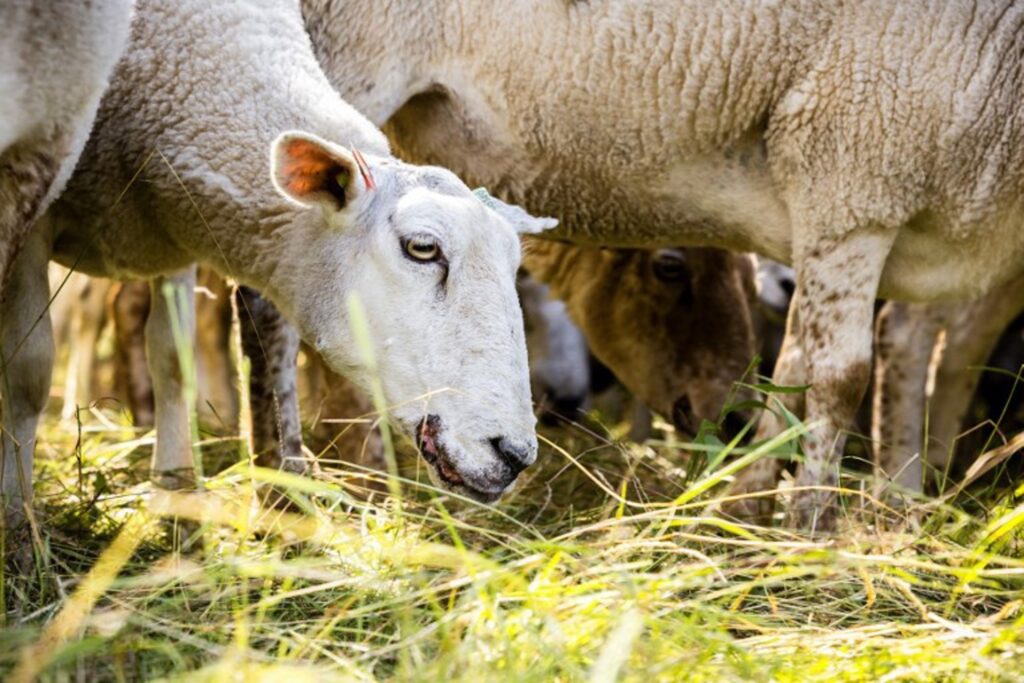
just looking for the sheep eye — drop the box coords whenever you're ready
[403,236,442,263]
[652,249,689,282]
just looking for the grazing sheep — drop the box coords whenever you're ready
[1,0,134,521]
[1,0,555,527]
[523,241,758,437]
[304,0,1024,529]
[61,265,585,483]
[278,0,765,436]
[238,269,593,472]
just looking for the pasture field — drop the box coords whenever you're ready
[2,389,1024,682]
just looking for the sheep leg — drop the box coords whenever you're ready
[872,301,945,500]
[0,225,55,529]
[0,142,61,297]
[236,286,306,474]
[194,273,238,430]
[113,281,155,427]
[61,278,109,420]
[146,267,198,490]
[786,230,896,532]
[923,276,1024,486]
[723,292,806,525]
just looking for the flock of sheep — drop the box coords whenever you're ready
[3,0,1024,555]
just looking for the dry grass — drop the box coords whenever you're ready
[3,396,1024,682]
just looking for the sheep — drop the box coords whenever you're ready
[1,0,556,528]
[236,269,595,473]
[52,264,588,487]
[1,0,134,523]
[235,242,758,484]
[302,0,1024,530]
[522,241,758,438]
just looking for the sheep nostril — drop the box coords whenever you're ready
[490,437,533,478]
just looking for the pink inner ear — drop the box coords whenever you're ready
[279,138,337,198]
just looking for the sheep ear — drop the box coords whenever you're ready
[270,131,367,210]
[473,188,558,235]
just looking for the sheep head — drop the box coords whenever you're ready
[269,130,557,502]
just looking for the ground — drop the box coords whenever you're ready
[2,391,1024,682]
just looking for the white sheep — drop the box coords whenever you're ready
[0,0,134,520]
[304,0,1024,529]
[1,0,556,526]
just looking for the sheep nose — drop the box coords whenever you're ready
[490,437,536,478]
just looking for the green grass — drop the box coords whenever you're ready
[3,401,1024,682]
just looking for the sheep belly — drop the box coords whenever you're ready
[879,213,1024,303]
[660,154,792,262]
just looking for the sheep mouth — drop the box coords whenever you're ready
[415,416,502,503]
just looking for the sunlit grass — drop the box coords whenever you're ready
[3,399,1024,682]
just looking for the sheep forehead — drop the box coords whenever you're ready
[394,185,521,267]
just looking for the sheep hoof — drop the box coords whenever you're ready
[150,469,201,551]
[151,467,198,491]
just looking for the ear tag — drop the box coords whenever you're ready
[351,146,376,190]
[472,187,499,210]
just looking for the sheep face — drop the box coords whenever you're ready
[525,243,758,438]
[271,131,556,502]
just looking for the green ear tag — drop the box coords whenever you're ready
[472,187,499,210]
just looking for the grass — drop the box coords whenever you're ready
[2,374,1024,682]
